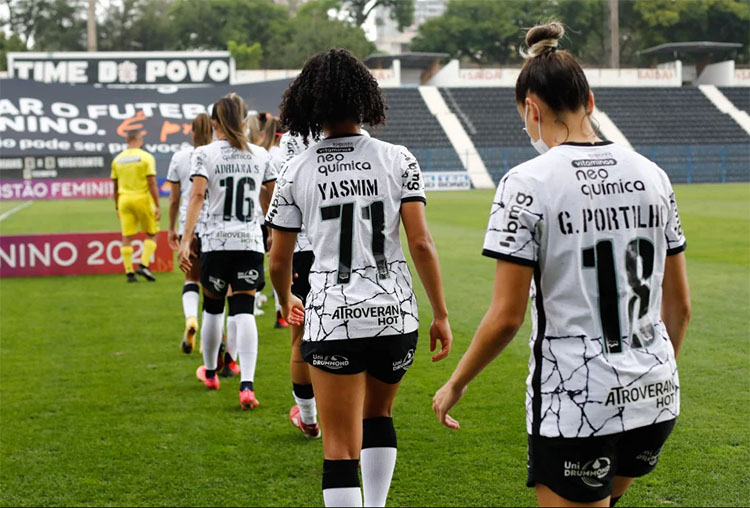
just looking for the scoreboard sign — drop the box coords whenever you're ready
[0,231,172,277]
[7,52,233,85]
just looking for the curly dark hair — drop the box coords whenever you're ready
[279,48,386,144]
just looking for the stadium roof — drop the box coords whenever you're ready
[638,41,743,57]
[364,52,449,69]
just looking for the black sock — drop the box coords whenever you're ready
[224,351,233,365]
[240,381,254,391]
[205,369,216,379]
[293,382,315,399]
[610,495,622,507]
[322,459,360,490]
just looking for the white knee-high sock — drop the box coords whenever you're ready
[323,488,362,507]
[226,315,238,360]
[292,385,317,425]
[273,289,281,312]
[201,310,223,371]
[361,448,397,507]
[182,283,200,320]
[361,417,397,507]
[236,314,258,384]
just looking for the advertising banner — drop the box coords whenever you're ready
[7,51,233,86]
[0,231,172,277]
[0,178,171,201]
[0,77,292,177]
[423,172,472,191]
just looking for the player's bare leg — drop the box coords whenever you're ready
[289,325,320,438]
[361,375,401,507]
[310,368,365,507]
[121,235,137,283]
[609,476,634,507]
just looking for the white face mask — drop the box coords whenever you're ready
[524,102,550,155]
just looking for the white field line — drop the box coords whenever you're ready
[0,200,33,223]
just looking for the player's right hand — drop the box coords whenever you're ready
[432,380,466,430]
[168,230,180,251]
[281,294,305,326]
[430,317,452,362]
[178,239,193,272]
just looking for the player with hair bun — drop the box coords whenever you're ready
[267,48,452,507]
[178,97,277,410]
[433,21,691,508]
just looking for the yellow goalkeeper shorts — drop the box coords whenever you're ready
[118,193,159,237]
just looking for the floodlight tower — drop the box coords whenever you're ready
[87,0,97,51]
[609,0,620,68]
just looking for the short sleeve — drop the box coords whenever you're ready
[110,158,117,179]
[399,147,426,205]
[265,164,302,232]
[665,187,687,256]
[144,153,157,177]
[262,151,278,184]
[166,152,180,183]
[482,171,543,266]
[190,148,208,181]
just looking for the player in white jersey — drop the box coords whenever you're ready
[267,49,453,508]
[167,113,213,355]
[178,98,277,410]
[433,23,691,508]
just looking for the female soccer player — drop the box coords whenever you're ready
[167,113,212,354]
[178,97,277,410]
[267,48,453,507]
[432,22,691,508]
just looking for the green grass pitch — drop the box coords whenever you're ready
[0,184,748,506]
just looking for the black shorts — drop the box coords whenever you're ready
[300,331,418,384]
[199,250,265,296]
[292,251,314,304]
[527,419,677,502]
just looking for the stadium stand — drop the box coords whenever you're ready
[439,87,536,183]
[720,87,750,115]
[440,86,750,184]
[595,87,750,183]
[369,88,464,172]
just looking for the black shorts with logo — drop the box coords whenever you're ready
[199,250,265,296]
[292,251,314,304]
[300,331,418,385]
[527,418,676,502]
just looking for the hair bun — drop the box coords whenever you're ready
[523,21,564,58]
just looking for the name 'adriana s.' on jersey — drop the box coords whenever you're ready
[190,139,277,252]
[266,134,425,342]
[482,141,686,439]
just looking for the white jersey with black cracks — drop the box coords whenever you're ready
[166,147,208,236]
[266,134,426,342]
[191,139,277,253]
[482,141,686,439]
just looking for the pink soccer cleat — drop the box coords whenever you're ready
[289,405,321,439]
[239,389,259,411]
[196,365,220,390]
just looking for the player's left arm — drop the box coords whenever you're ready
[168,182,181,250]
[147,176,161,220]
[260,180,276,250]
[661,252,691,358]
[178,176,206,272]
[112,179,119,216]
[432,260,533,430]
[269,229,304,326]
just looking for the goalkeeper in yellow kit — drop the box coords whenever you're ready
[111,130,161,282]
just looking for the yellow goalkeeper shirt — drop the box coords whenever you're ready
[111,148,156,195]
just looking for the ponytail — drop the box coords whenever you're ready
[192,113,212,148]
[260,116,280,150]
[211,98,249,151]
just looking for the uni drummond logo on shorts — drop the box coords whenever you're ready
[636,448,662,466]
[209,276,226,292]
[312,355,350,370]
[237,270,259,283]
[392,348,415,371]
[563,457,611,488]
